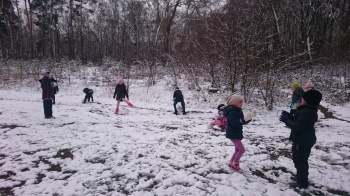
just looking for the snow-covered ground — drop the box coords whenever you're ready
[0,73,350,196]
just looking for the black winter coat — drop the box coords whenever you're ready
[223,106,250,140]
[39,77,55,99]
[173,90,184,102]
[285,105,318,145]
[114,84,128,101]
[83,88,93,94]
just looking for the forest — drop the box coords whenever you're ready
[1,0,350,107]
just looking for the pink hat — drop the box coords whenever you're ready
[118,77,124,84]
[304,79,314,91]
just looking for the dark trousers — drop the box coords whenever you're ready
[292,142,314,186]
[84,93,94,102]
[43,99,53,118]
[174,100,186,114]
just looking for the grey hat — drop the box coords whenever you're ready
[41,71,50,77]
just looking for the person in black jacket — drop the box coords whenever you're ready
[83,88,94,103]
[173,87,187,115]
[39,71,55,119]
[113,77,134,114]
[280,89,322,189]
[224,94,256,171]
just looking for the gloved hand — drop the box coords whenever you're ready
[113,96,115,99]
[290,102,295,109]
[244,110,256,121]
[282,110,291,117]
[279,112,290,122]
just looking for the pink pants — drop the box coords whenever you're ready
[230,139,245,163]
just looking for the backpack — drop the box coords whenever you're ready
[218,105,227,131]
[221,116,228,131]
[213,113,227,132]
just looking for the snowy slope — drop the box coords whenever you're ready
[0,72,350,196]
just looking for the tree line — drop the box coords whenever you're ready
[1,0,350,107]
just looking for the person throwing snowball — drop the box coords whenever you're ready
[224,94,256,171]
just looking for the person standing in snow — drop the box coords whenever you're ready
[113,77,134,114]
[224,94,256,171]
[39,71,55,119]
[173,87,187,115]
[303,79,314,92]
[279,89,322,189]
[83,88,94,103]
[290,82,304,115]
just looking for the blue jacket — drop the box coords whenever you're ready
[223,106,250,140]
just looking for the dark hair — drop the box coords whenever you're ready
[175,87,179,90]
[217,104,225,110]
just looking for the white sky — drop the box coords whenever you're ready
[0,68,350,195]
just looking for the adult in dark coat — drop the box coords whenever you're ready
[113,77,134,114]
[173,87,186,115]
[280,89,322,189]
[39,71,55,119]
[83,88,94,103]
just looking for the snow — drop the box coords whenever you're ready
[1,72,350,196]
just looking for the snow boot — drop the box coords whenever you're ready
[127,102,134,108]
[229,161,240,171]
[114,108,119,114]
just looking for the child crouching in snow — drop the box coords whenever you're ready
[224,94,256,171]
[208,104,226,131]
[83,88,94,103]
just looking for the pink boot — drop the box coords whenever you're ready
[114,108,119,114]
[127,102,134,108]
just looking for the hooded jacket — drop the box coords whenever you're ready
[223,106,250,140]
[285,105,318,145]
